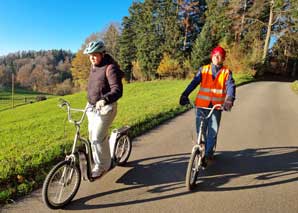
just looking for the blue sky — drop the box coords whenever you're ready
[0,0,133,56]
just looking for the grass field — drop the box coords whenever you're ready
[290,80,298,94]
[0,88,53,111]
[0,75,254,202]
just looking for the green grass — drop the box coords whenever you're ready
[0,88,43,96]
[233,73,255,86]
[0,74,253,203]
[0,88,54,111]
[290,80,298,94]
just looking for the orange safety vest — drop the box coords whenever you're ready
[195,64,230,107]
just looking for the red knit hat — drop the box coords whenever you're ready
[211,46,226,59]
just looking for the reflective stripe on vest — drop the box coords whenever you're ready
[195,64,230,107]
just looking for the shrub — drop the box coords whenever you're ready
[132,60,147,81]
[36,95,47,101]
[291,80,298,94]
[55,79,73,96]
[157,53,182,78]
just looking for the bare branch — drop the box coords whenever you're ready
[244,17,266,26]
[271,14,281,26]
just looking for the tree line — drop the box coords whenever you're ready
[0,50,74,95]
[1,0,297,95]
[72,0,298,86]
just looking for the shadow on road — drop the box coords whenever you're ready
[65,146,298,210]
[256,73,298,82]
[196,146,298,192]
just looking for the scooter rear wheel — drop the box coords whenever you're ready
[114,134,132,166]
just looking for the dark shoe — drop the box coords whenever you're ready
[201,157,207,168]
[206,155,216,166]
[208,155,215,161]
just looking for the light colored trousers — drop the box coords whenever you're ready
[86,102,117,171]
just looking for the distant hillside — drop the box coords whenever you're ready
[0,50,74,95]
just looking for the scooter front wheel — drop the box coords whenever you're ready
[42,160,81,209]
[114,134,132,166]
[185,148,201,190]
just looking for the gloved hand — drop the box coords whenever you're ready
[96,99,106,110]
[223,100,233,111]
[179,95,190,106]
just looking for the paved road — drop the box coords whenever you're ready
[2,81,298,213]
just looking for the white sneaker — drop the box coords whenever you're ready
[92,165,106,178]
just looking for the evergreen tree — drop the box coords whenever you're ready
[118,17,137,81]
[118,2,143,81]
[191,23,214,69]
[191,0,230,69]
[158,0,183,60]
[135,0,162,80]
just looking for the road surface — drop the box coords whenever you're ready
[2,81,298,213]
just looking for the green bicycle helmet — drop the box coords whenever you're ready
[83,40,105,54]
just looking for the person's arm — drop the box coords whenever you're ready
[103,64,123,104]
[182,67,202,97]
[179,68,202,105]
[223,71,236,111]
[225,71,236,101]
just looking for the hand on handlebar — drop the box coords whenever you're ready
[223,100,233,111]
[96,99,106,110]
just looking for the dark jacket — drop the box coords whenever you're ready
[87,55,123,105]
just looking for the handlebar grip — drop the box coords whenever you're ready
[58,98,70,108]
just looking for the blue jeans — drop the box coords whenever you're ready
[196,107,222,157]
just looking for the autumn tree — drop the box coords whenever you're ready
[157,53,182,78]
[0,65,10,87]
[55,79,73,95]
[30,64,48,92]
[71,33,99,90]
[70,50,90,90]
[132,60,147,81]
[227,0,254,43]
[16,63,33,88]
[178,0,206,53]
[0,50,74,93]
[102,23,121,61]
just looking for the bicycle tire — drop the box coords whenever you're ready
[42,160,81,209]
[114,134,132,166]
[185,148,201,190]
